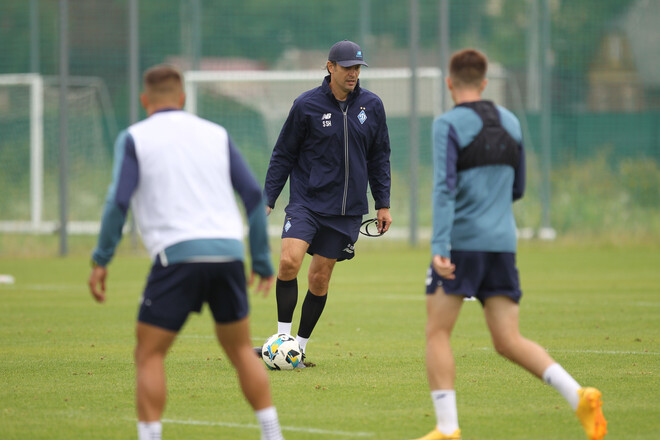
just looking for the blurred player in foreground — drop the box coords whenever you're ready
[87,64,284,440]
[413,49,607,440]
[262,40,392,365]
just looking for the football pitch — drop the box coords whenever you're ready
[0,239,658,439]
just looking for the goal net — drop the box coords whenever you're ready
[183,68,509,237]
[185,67,445,145]
[184,68,450,236]
[0,74,117,234]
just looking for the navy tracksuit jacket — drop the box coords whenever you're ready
[264,75,391,216]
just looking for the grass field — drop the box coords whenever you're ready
[0,238,658,439]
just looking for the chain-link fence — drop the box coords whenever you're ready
[1,0,658,249]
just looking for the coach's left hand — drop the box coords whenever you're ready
[377,207,392,234]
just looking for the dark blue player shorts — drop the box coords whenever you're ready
[425,250,522,305]
[138,257,249,332]
[282,204,361,261]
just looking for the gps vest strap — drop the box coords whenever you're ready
[455,101,520,172]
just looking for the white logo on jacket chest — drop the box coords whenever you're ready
[321,113,332,128]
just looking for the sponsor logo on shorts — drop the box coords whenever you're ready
[343,243,355,254]
[284,219,292,233]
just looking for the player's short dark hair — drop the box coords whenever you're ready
[449,49,488,88]
[143,64,183,96]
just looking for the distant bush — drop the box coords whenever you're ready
[543,151,660,241]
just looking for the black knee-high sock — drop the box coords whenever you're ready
[276,278,298,323]
[297,290,327,339]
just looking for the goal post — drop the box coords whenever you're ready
[0,73,117,234]
[0,74,44,230]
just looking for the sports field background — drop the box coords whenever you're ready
[2,1,660,240]
[1,237,659,439]
[1,1,660,439]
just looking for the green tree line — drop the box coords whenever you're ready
[1,0,635,74]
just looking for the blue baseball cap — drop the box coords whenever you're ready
[328,40,368,67]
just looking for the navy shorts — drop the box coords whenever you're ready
[425,251,522,305]
[281,204,361,261]
[138,257,249,332]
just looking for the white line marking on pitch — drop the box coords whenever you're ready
[633,302,660,307]
[549,349,660,356]
[162,418,375,437]
[177,334,218,340]
[477,347,660,355]
[178,335,267,342]
[23,284,84,291]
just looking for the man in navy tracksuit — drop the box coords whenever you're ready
[263,40,392,365]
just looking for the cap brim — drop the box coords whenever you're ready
[336,60,368,67]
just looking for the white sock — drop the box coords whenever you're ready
[255,406,284,440]
[295,336,309,353]
[277,321,292,336]
[137,421,162,440]
[430,390,459,435]
[542,363,581,410]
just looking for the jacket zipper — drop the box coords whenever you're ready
[341,106,349,215]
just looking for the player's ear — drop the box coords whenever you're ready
[327,61,335,74]
[179,92,186,109]
[479,78,488,92]
[445,76,453,91]
[140,93,149,111]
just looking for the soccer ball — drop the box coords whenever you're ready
[261,333,302,370]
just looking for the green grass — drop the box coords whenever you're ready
[1,238,659,439]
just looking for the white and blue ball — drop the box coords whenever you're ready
[261,333,302,370]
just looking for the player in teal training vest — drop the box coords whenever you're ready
[412,49,607,440]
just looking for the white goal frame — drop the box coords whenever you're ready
[0,74,118,234]
[0,74,44,231]
[183,67,507,129]
[183,68,447,240]
[184,67,446,114]
[182,68,512,240]
[184,67,447,148]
